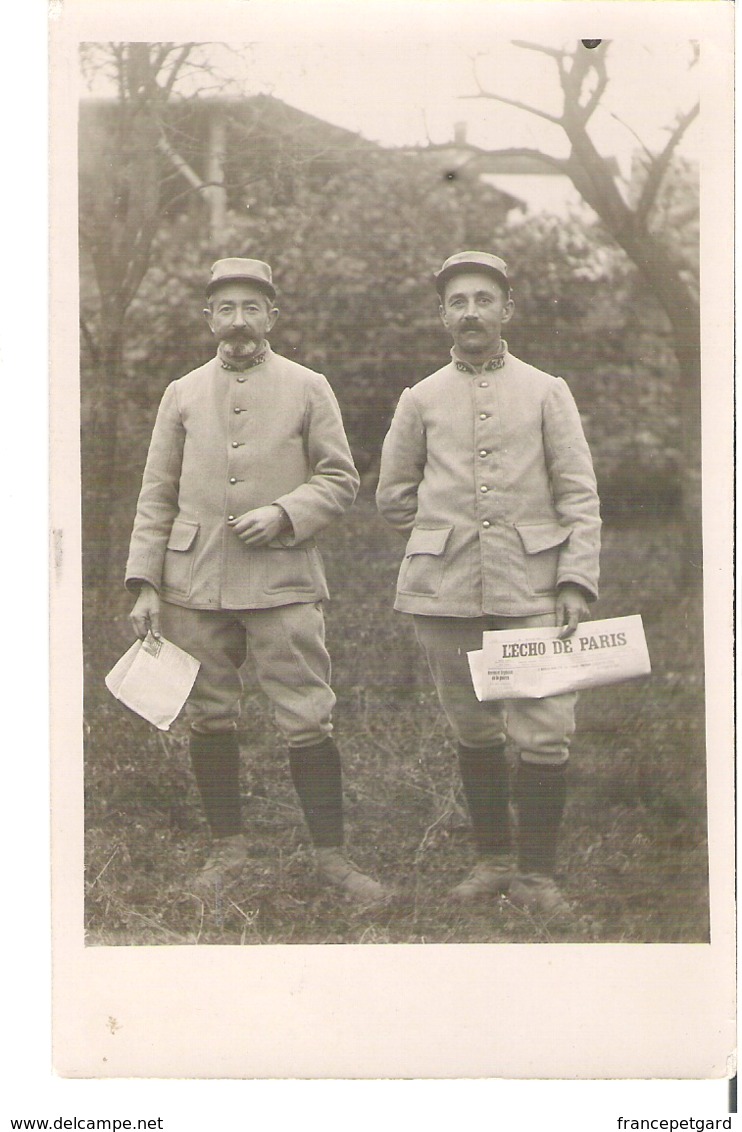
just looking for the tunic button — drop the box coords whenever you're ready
[479,450,488,457]
[233,407,242,414]
[228,515,235,522]
[479,413,488,420]
[479,381,489,388]
[231,441,239,448]
[237,376,246,383]
[480,485,489,493]
[229,477,237,484]
[482,520,491,528]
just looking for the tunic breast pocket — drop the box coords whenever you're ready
[162,518,199,596]
[397,526,453,597]
[515,522,571,595]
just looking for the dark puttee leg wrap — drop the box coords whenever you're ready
[514,759,568,877]
[288,737,344,849]
[457,743,512,856]
[189,730,243,838]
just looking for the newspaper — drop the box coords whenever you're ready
[105,633,201,730]
[467,614,651,701]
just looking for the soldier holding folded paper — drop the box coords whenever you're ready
[126,257,388,905]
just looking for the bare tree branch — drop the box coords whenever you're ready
[159,43,195,98]
[605,109,654,163]
[511,39,565,60]
[113,43,126,102]
[580,52,608,121]
[151,43,173,75]
[159,169,275,214]
[635,102,700,223]
[157,132,208,190]
[556,43,606,126]
[459,90,562,126]
[79,317,100,364]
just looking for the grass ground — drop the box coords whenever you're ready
[83,495,709,945]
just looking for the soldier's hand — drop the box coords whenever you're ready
[229,504,290,546]
[555,583,590,639]
[129,583,162,640]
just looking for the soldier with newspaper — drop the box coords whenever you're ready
[377,252,602,917]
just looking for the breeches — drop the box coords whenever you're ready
[160,600,335,746]
[413,613,577,766]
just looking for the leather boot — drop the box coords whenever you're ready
[314,848,390,907]
[191,834,248,898]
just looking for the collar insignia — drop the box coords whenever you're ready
[453,341,508,374]
[219,349,267,372]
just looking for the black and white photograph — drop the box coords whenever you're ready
[49,0,734,1082]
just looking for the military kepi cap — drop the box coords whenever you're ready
[206,257,277,301]
[434,251,510,296]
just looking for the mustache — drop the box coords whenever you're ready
[220,333,259,355]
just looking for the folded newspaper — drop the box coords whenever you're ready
[105,633,201,730]
[467,614,651,701]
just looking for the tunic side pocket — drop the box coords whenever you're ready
[397,525,453,597]
[515,522,571,595]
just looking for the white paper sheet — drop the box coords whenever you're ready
[105,633,201,729]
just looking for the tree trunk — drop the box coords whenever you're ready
[206,106,228,244]
[82,311,124,593]
[606,225,703,585]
